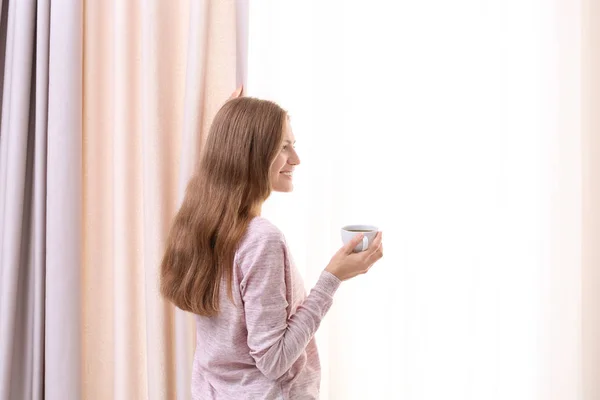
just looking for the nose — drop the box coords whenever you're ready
[288,147,301,166]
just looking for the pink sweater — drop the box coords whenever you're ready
[191,217,341,400]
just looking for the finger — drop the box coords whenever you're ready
[366,244,383,264]
[367,231,382,253]
[344,233,365,254]
[234,85,243,97]
[228,86,243,100]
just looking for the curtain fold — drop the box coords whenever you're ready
[139,1,189,398]
[45,1,83,398]
[0,1,40,399]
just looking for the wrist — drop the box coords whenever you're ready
[325,263,342,280]
[319,270,342,294]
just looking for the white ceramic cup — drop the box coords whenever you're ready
[341,225,379,253]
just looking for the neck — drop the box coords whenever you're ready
[249,203,262,218]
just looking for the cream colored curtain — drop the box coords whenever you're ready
[82,1,246,399]
[582,0,600,398]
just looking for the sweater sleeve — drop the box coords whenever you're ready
[239,231,341,381]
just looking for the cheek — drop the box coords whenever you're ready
[270,155,285,175]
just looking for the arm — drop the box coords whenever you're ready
[240,233,340,381]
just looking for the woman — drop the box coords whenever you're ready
[160,94,384,399]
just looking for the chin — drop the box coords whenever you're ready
[273,184,294,193]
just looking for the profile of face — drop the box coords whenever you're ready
[269,118,300,192]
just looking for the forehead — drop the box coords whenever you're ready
[283,118,295,142]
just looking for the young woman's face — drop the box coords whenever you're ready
[270,118,300,192]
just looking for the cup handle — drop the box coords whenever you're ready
[361,236,369,251]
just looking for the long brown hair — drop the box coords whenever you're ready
[160,97,286,316]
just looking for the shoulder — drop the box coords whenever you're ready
[245,216,284,241]
[236,217,287,261]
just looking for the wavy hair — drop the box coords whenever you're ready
[160,97,286,316]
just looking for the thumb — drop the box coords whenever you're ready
[344,234,364,254]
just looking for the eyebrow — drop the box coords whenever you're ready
[284,140,296,144]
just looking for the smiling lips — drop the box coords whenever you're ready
[280,171,293,178]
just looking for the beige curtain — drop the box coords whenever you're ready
[582,0,600,398]
[82,1,247,399]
